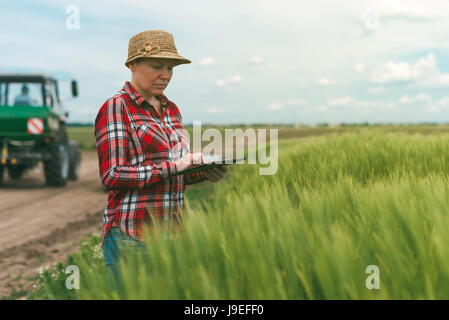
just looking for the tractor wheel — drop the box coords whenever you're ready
[68,141,81,181]
[7,164,26,180]
[44,138,70,187]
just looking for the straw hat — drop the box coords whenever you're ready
[125,30,191,68]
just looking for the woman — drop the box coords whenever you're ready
[94,30,227,295]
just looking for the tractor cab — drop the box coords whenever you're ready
[0,73,80,187]
[0,74,77,112]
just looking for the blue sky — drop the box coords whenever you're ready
[2,0,449,125]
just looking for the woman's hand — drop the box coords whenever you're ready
[205,165,227,182]
[175,152,206,172]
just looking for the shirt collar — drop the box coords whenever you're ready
[120,81,169,109]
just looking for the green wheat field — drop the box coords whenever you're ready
[28,125,449,299]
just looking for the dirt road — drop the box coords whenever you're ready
[0,151,106,299]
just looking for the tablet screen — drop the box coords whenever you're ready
[172,156,247,176]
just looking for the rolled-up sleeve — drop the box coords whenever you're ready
[94,97,177,191]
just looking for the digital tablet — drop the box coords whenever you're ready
[173,156,247,176]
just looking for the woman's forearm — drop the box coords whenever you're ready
[100,160,177,190]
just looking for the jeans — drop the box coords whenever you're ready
[102,226,149,298]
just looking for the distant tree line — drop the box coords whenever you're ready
[66,121,448,128]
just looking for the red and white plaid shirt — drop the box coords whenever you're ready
[94,81,207,246]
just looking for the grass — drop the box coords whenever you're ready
[26,233,104,300]
[25,180,215,300]
[67,126,97,151]
[28,126,449,299]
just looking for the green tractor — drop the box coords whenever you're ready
[0,74,81,187]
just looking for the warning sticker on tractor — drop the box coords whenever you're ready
[27,118,44,135]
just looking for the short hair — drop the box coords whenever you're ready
[132,58,142,65]
[22,85,29,93]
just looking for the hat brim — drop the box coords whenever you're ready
[125,54,191,68]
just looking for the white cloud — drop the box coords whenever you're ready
[355,63,365,72]
[199,57,215,66]
[360,0,449,32]
[426,97,448,113]
[317,78,331,86]
[328,96,395,110]
[267,102,283,111]
[371,61,420,83]
[439,74,449,85]
[356,101,395,109]
[250,56,263,64]
[287,99,308,106]
[368,87,385,94]
[204,107,230,114]
[216,74,242,87]
[228,74,242,83]
[399,95,412,104]
[394,93,449,113]
[436,97,449,107]
[216,79,226,87]
[371,53,449,87]
[399,93,432,105]
[329,96,354,107]
[377,0,449,21]
[390,93,449,113]
[427,106,440,113]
